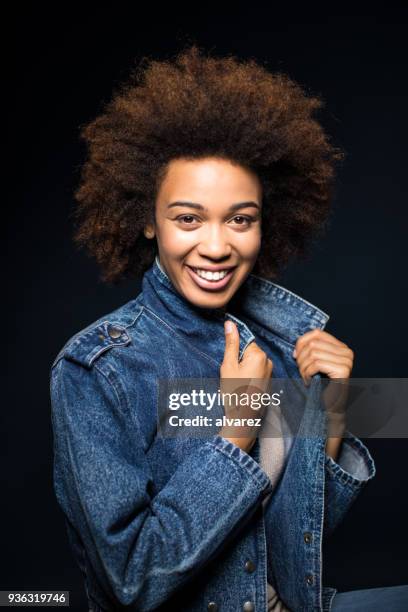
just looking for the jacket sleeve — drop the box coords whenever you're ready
[323,430,376,539]
[50,357,272,610]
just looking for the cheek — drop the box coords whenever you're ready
[158,228,195,255]
[235,229,262,258]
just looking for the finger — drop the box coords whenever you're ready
[300,352,353,375]
[223,320,239,364]
[293,329,347,357]
[302,358,352,385]
[244,341,265,354]
[295,340,353,368]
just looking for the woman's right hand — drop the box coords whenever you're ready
[218,320,273,453]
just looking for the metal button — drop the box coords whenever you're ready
[306,574,314,586]
[108,326,122,339]
[303,532,312,544]
[244,559,256,573]
[207,602,218,612]
[243,602,255,612]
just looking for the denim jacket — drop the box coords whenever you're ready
[50,256,376,612]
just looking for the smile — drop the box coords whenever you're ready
[194,268,229,280]
[186,265,236,291]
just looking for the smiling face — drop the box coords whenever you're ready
[144,157,262,310]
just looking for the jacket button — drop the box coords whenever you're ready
[244,559,256,573]
[207,602,218,611]
[108,326,122,339]
[303,531,312,544]
[306,574,314,586]
[243,602,255,612]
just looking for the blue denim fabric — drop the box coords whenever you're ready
[50,256,376,611]
[331,585,408,611]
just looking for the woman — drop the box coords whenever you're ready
[50,46,407,611]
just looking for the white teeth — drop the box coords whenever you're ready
[194,268,230,281]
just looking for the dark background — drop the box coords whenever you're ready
[5,6,408,610]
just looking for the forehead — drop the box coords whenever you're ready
[157,157,262,203]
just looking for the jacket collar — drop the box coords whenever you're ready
[140,256,329,362]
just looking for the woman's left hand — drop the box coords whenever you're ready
[293,328,354,386]
[293,329,354,458]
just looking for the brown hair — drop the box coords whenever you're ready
[72,44,344,284]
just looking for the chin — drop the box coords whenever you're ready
[183,287,230,310]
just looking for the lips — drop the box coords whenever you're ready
[188,265,236,272]
[186,265,236,291]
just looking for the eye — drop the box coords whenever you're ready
[176,215,199,224]
[229,215,254,226]
[174,214,255,227]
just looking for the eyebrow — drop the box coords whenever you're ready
[167,201,260,212]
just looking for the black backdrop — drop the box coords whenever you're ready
[5,6,408,610]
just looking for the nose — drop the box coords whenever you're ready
[196,223,232,260]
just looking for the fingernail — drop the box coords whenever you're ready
[225,321,233,333]
[293,348,297,358]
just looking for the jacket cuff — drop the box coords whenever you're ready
[208,434,273,495]
[325,430,376,488]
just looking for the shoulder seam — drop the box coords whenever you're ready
[50,304,144,370]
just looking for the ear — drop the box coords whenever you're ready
[144,224,155,239]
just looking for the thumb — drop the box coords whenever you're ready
[223,320,239,364]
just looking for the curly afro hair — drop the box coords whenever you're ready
[72,44,344,285]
